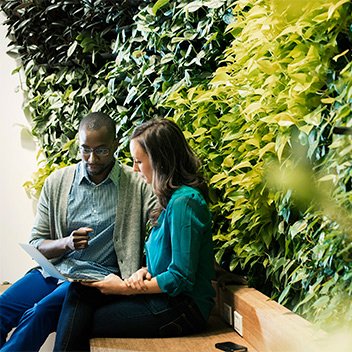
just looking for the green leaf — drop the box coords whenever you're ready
[152,0,170,15]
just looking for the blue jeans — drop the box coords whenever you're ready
[54,283,207,352]
[0,269,70,352]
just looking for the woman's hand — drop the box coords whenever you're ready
[82,274,128,295]
[124,267,152,291]
[82,268,160,295]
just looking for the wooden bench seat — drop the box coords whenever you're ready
[1,282,327,352]
[90,314,257,352]
[90,283,327,352]
[219,285,327,352]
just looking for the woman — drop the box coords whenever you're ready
[53,118,215,351]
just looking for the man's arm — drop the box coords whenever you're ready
[37,227,93,259]
[29,166,78,259]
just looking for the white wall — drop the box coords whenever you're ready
[0,14,58,351]
[0,13,38,284]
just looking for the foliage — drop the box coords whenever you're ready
[1,0,232,172]
[95,0,233,150]
[165,0,352,328]
[1,0,140,69]
[1,0,352,329]
[1,0,144,189]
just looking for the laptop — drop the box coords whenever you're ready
[19,243,105,282]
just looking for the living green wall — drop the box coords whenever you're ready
[1,0,351,329]
[166,0,352,328]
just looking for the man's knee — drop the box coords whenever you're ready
[21,299,61,330]
[33,301,62,319]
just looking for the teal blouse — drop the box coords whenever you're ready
[145,185,215,320]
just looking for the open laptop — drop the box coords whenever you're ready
[19,243,105,282]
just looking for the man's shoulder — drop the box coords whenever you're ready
[45,164,77,183]
[120,163,133,174]
[119,163,151,191]
[120,163,138,182]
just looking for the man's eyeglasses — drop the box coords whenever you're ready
[79,146,110,157]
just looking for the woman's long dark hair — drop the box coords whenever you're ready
[131,118,208,217]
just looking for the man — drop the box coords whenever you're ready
[0,112,155,351]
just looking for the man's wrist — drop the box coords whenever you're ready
[64,237,73,251]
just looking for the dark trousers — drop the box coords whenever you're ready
[0,269,69,352]
[54,283,207,352]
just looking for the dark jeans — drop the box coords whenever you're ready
[54,283,207,352]
[0,269,69,352]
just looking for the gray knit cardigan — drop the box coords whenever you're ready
[29,162,156,279]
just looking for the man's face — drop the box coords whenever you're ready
[79,126,118,183]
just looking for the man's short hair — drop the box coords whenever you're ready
[79,112,116,140]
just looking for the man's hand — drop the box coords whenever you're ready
[65,227,93,250]
[37,227,93,259]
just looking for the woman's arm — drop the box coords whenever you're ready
[153,194,210,296]
[83,270,161,295]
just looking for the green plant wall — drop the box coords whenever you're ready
[1,0,351,328]
[1,0,231,196]
[166,0,352,327]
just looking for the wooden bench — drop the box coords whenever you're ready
[90,282,326,352]
[1,282,254,352]
[219,285,326,352]
[90,278,256,352]
[91,314,256,352]
[1,282,326,352]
